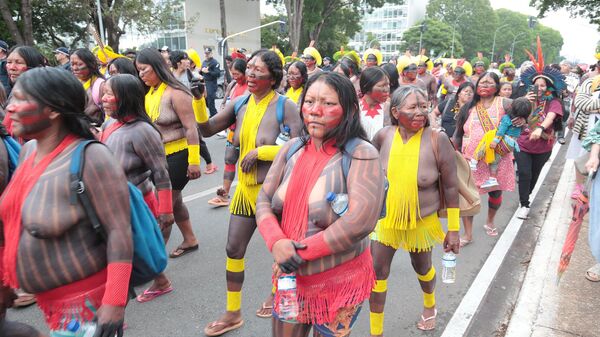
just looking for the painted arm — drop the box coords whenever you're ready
[197,95,238,137]
[256,99,302,161]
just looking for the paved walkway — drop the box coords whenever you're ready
[506,161,600,337]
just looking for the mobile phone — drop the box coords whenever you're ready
[528,85,538,95]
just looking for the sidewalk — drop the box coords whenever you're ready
[506,161,600,337]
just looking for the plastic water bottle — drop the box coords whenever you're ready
[277,273,299,321]
[326,192,348,216]
[276,125,291,145]
[80,323,97,337]
[441,252,457,284]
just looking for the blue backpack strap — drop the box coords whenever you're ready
[69,140,106,239]
[285,137,308,162]
[233,94,251,115]
[2,136,21,178]
[276,95,287,127]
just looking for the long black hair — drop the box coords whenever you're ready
[248,49,284,89]
[455,72,500,141]
[359,66,388,95]
[299,72,367,151]
[334,56,361,78]
[135,48,191,94]
[381,63,399,94]
[72,48,104,80]
[285,60,308,90]
[231,58,247,74]
[169,50,188,70]
[108,57,138,76]
[17,67,94,139]
[106,74,153,124]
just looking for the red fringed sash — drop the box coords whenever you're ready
[0,134,78,288]
[279,139,375,324]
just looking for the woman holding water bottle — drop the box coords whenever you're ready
[368,85,460,335]
[256,71,385,337]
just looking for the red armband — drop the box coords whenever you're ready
[257,215,287,252]
[102,262,132,306]
[297,232,332,261]
[157,189,173,214]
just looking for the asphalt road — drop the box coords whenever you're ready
[7,101,547,336]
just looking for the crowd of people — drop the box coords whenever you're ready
[0,33,598,337]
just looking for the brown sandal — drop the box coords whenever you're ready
[204,319,244,336]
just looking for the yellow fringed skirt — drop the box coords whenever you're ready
[371,213,445,252]
[229,182,262,217]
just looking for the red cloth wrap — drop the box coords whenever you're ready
[102,262,132,306]
[0,134,78,288]
[36,269,106,330]
[258,215,287,252]
[225,164,237,172]
[274,250,375,325]
[297,231,332,261]
[156,189,173,215]
[99,117,135,143]
[143,191,159,217]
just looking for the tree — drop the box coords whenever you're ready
[261,15,292,54]
[399,18,464,58]
[530,0,600,28]
[426,0,498,59]
[0,0,33,45]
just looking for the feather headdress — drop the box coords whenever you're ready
[521,36,566,92]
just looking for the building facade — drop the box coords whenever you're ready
[348,0,427,60]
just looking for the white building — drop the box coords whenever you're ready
[348,0,427,60]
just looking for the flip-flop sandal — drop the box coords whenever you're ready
[136,285,174,303]
[204,165,218,174]
[204,319,244,337]
[208,196,230,207]
[585,264,600,282]
[169,244,199,258]
[484,225,499,237]
[256,302,273,318]
[459,238,473,247]
[13,293,36,308]
[416,309,437,331]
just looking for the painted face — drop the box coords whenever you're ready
[246,56,274,93]
[475,64,485,74]
[287,65,303,89]
[231,68,246,85]
[453,68,465,82]
[108,63,119,77]
[101,81,119,118]
[366,55,378,68]
[417,64,427,75]
[6,52,29,85]
[302,55,316,68]
[476,75,497,97]
[70,54,91,80]
[5,84,52,138]
[136,62,160,87]
[457,86,474,104]
[393,92,428,132]
[534,77,547,97]
[403,64,417,81]
[369,77,390,103]
[499,83,512,98]
[301,80,344,140]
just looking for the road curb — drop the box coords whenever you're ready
[504,160,575,336]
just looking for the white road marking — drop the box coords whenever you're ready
[182,182,238,203]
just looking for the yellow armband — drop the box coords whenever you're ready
[187,144,201,165]
[447,208,460,231]
[257,145,282,161]
[193,97,209,123]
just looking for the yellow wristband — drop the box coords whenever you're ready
[187,144,201,165]
[447,207,460,231]
[193,97,209,123]
[257,145,282,161]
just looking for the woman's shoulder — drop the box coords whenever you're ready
[347,138,379,160]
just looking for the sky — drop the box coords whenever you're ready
[260,0,600,63]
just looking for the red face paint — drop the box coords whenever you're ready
[7,100,51,137]
[476,86,496,97]
[394,93,428,132]
[302,81,344,139]
[370,89,389,103]
[417,66,426,75]
[366,59,377,67]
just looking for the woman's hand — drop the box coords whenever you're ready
[158,213,175,230]
[511,117,526,127]
[94,305,125,337]
[444,231,460,254]
[187,164,201,179]
[0,285,16,320]
[240,149,259,173]
[567,117,575,129]
[585,155,599,174]
[529,127,544,140]
[272,239,306,274]
[525,91,537,102]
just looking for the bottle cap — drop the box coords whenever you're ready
[66,319,80,332]
[326,192,336,202]
[284,125,291,132]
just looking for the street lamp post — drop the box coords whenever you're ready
[490,24,511,63]
[451,12,466,59]
[510,32,526,59]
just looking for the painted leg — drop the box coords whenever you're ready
[410,250,437,331]
[369,240,397,337]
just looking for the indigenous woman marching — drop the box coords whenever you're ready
[369,86,460,335]
[135,48,201,258]
[431,81,475,137]
[99,73,175,303]
[285,61,308,104]
[198,50,303,336]
[359,67,391,141]
[257,71,385,337]
[71,48,106,126]
[333,51,361,97]
[0,67,132,337]
[209,57,250,207]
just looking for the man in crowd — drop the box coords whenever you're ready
[321,56,333,72]
[202,47,221,117]
[54,47,71,72]
[0,40,9,93]
[160,45,171,67]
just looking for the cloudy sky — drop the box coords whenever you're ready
[261,0,599,63]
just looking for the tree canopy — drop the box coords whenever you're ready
[530,0,600,29]
[399,18,464,59]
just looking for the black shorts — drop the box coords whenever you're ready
[167,149,189,190]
